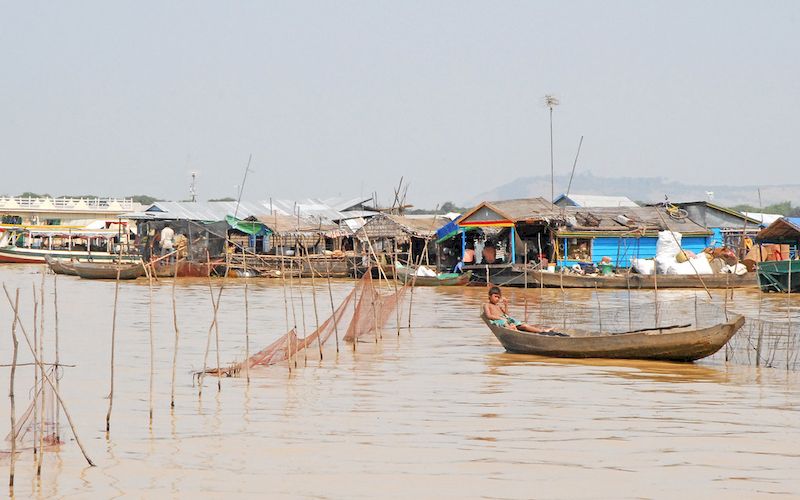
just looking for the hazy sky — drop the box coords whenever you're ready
[1,1,798,207]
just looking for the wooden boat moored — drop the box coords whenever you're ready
[756,260,800,293]
[44,255,78,276]
[526,269,758,289]
[72,261,145,280]
[483,313,745,362]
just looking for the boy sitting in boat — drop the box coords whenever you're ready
[483,286,554,333]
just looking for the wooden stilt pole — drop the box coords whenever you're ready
[170,260,180,408]
[9,290,19,490]
[393,243,401,336]
[106,265,121,433]
[212,280,223,391]
[523,243,528,322]
[653,266,659,328]
[3,285,94,466]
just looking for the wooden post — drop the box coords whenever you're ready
[325,257,340,353]
[9,290,19,489]
[53,273,60,440]
[3,285,95,466]
[143,261,154,424]
[106,265,121,433]
[279,252,292,375]
[37,271,45,476]
[287,255,299,368]
[653,264,659,328]
[595,283,602,334]
[32,286,38,460]
[304,248,323,361]
[243,248,251,383]
[170,260,180,408]
[393,243,401,336]
[523,242,528,322]
[296,246,309,366]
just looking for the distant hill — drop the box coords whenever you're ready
[468,172,800,208]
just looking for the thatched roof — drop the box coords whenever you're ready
[355,214,448,241]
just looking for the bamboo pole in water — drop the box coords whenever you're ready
[523,242,528,322]
[106,265,121,433]
[9,290,19,490]
[212,279,223,391]
[393,243,401,336]
[653,265,659,328]
[143,260,154,424]
[279,252,292,375]
[595,283,602,334]
[243,247,251,383]
[787,264,792,371]
[32,285,38,460]
[2,285,95,466]
[304,248,323,361]
[37,272,45,476]
[170,260,180,408]
[198,282,224,396]
[296,246,309,366]
[325,257,340,353]
[53,273,61,440]
[287,255,299,368]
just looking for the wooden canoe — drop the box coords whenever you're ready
[72,261,145,280]
[526,270,758,289]
[483,313,745,362]
[44,255,78,276]
[396,267,472,286]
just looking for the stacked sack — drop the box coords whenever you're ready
[632,231,714,275]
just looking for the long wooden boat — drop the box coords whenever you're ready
[526,269,758,289]
[756,260,800,293]
[483,313,745,361]
[0,245,140,264]
[0,225,137,264]
[396,267,472,286]
[44,255,78,276]
[301,255,351,278]
[72,261,145,280]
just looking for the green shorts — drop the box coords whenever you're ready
[490,317,522,328]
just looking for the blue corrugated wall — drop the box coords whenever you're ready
[560,235,711,267]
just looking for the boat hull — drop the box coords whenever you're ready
[396,269,472,286]
[756,260,800,293]
[0,246,139,265]
[72,261,145,280]
[527,270,758,289]
[44,256,78,276]
[484,314,744,361]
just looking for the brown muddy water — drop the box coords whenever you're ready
[1,265,799,499]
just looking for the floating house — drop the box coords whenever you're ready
[553,206,712,268]
[441,198,556,284]
[754,217,800,292]
[355,213,447,266]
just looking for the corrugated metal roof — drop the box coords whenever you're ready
[742,212,783,226]
[555,194,639,207]
[144,199,350,224]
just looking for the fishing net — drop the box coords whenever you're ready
[344,272,408,342]
[5,366,61,451]
[206,270,408,376]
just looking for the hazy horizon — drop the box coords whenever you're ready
[2,2,798,207]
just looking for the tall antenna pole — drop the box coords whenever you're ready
[545,95,560,215]
[234,154,253,219]
[190,172,197,202]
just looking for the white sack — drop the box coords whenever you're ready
[666,255,714,275]
[414,265,437,277]
[656,230,682,259]
[631,258,655,275]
